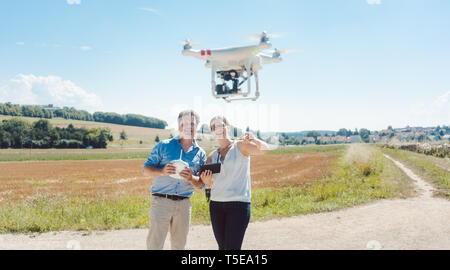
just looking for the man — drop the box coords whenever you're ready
[143,110,206,250]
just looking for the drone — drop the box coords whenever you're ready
[182,31,287,102]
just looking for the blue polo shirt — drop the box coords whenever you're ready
[143,136,206,197]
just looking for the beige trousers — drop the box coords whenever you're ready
[146,196,192,250]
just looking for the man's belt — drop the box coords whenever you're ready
[152,193,189,201]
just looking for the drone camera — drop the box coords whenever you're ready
[215,70,241,95]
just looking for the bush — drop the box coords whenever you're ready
[56,139,84,149]
[381,143,449,158]
[0,118,113,149]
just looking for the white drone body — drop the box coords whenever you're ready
[182,32,284,102]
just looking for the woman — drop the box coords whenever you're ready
[200,116,269,250]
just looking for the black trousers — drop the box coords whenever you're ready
[209,201,251,250]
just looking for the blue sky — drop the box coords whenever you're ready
[1,0,449,132]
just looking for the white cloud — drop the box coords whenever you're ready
[138,7,160,15]
[408,91,450,126]
[67,0,81,5]
[367,0,381,4]
[0,74,102,112]
[16,42,25,46]
[80,46,92,51]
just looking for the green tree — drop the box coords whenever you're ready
[0,127,12,148]
[120,130,128,140]
[199,124,210,134]
[359,128,370,143]
[337,128,348,137]
[119,130,128,148]
[84,128,113,148]
[1,118,31,148]
[306,131,320,141]
[417,134,426,142]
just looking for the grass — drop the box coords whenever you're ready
[380,147,450,199]
[0,194,150,233]
[268,144,347,155]
[0,144,414,233]
[0,148,152,162]
[0,141,345,163]
[248,144,414,221]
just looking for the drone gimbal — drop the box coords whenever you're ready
[211,63,260,103]
[215,70,242,95]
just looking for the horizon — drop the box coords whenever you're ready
[1,101,447,134]
[1,0,449,132]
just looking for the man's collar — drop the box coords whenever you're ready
[174,135,199,148]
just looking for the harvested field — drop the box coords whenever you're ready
[251,152,340,188]
[0,151,340,203]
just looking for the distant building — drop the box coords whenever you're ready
[391,135,408,142]
[268,135,280,145]
[333,136,346,144]
[305,137,315,144]
[347,135,362,143]
[428,135,440,142]
[369,135,381,143]
[318,136,332,144]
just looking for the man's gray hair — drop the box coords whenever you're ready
[177,110,200,127]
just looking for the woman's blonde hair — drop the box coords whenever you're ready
[209,116,230,131]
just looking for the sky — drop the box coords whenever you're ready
[1,0,449,132]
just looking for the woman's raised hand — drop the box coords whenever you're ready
[243,132,256,144]
[200,170,213,187]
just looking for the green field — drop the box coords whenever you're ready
[0,148,151,162]
[0,144,346,162]
[268,144,347,155]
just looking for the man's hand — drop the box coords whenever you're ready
[179,167,193,182]
[161,163,176,176]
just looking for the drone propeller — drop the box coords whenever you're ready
[265,48,300,57]
[273,48,281,58]
[246,31,282,42]
[181,38,199,50]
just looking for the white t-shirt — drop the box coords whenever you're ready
[210,142,251,203]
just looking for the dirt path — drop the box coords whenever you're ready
[1,155,449,250]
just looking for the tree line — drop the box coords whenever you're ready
[0,102,167,129]
[0,118,113,149]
